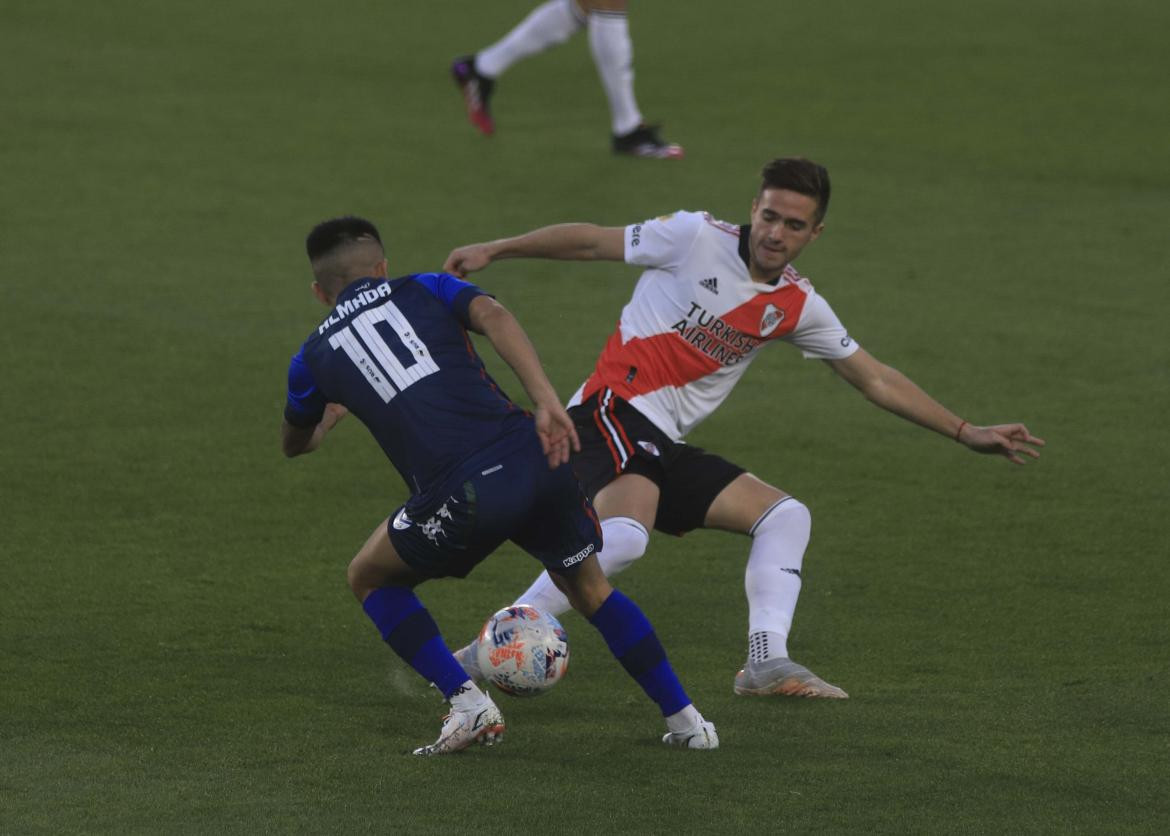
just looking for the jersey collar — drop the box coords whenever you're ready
[338,276,382,300]
[738,224,785,287]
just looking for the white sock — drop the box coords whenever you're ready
[512,516,650,617]
[665,703,702,733]
[476,0,586,79]
[744,498,811,662]
[587,10,643,135]
[448,680,489,710]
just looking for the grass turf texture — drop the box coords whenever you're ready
[2,0,1168,831]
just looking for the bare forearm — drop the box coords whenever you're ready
[861,366,964,438]
[484,224,618,262]
[827,350,1044,462]
[479,306,561,408]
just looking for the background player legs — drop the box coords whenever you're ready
[586,0,641,136]
[348,522,504,754]
[474,0,586,80]
[453,1,682,156]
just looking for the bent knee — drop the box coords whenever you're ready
[751,497,811,538]
[602,516,650,559]
[347,553,384,601]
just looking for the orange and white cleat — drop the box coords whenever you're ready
[734,658,849,699]
[412,695,505,755]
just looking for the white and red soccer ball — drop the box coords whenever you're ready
[475,605,569,697]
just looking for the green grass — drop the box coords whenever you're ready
[3,0,1168,832]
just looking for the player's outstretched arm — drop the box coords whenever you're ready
[466,295,580,467]
[443,224,625,277]
[281,404,348,458]
[825,349,1044,464]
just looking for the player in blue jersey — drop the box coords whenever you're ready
[282,216,717,754]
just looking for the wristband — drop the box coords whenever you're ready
[954,420,969,442]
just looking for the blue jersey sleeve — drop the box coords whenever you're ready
[412,272,488,327]
[284,347,327,427]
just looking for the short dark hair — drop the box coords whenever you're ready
[760,158,831,223]
[305,216,383,262]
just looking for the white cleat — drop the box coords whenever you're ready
[412,697,505,756]
[734,658,849,699]
[662,719,719,749]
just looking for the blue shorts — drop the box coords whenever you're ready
[387,430,603,579]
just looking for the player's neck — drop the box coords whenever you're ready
[748,263,787,285]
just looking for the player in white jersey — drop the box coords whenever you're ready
[443,157,1044,698]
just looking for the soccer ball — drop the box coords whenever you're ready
[475,605,569,697]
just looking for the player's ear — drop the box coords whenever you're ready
[810,222,825,241]
[374,258,389,278]
[311,280,330,306]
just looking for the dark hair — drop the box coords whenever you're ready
[305,216,383,262]
[760,158,831,223]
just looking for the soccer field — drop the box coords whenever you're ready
[3,0,1168,831]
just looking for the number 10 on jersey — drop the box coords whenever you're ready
[328,303,439,402]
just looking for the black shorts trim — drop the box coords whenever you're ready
[568,389,745,536]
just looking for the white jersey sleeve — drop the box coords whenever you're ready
[785,290,861,360]
[624,211,705,271]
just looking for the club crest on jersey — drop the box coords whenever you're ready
[391,507,412,530]
[637,440,661,457]
[759,304,785,337]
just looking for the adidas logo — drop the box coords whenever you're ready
[699,276,719,294]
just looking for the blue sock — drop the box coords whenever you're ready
[361,586,470,699]
[588,589,690,716]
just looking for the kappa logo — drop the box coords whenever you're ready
[699,276,719,294]
[391,508,412,530]
[759,303,785,337]
[420,502,454,544]
[561,542,596,568]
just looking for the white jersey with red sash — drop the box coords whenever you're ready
[568,210,860,440]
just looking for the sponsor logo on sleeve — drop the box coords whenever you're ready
[630,224,642,247]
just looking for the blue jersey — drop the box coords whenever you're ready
[284,273,531,499]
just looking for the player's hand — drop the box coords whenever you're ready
[534,403,581,469]
[323,403,348,429]
[443,244,493,277]
[957,422,1045,464]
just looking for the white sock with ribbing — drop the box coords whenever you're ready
[587,9,642,135]
[744,498,810,663]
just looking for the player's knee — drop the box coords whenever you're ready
[552,555,612,617]
[347,554,379,601]
[597,516,649,575]
[751,497,811,542]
